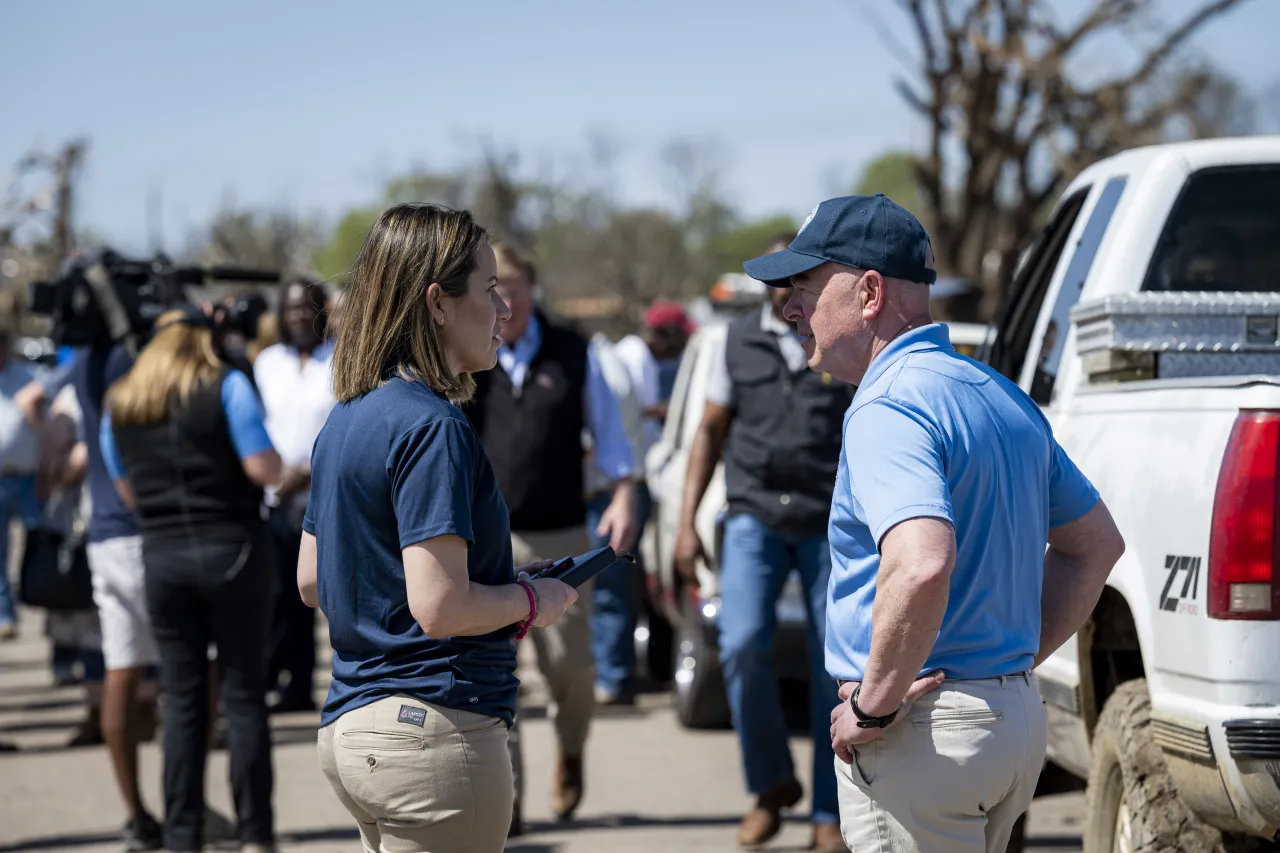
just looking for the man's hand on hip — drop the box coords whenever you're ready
[830,670,946,763]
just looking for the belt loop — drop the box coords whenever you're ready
[999,674,1007,688]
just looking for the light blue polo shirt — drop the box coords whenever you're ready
[825,324,1100,682]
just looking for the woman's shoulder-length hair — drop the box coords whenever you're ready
[107,307,224,429]
[330,204,488,405]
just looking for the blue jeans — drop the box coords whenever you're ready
[586,485,651,697]
[0,475,40,627]
[717,512,839,825]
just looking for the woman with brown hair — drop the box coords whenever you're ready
[299,203,577,853]
[101,304,283,853]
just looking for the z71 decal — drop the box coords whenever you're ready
[1160,555,1202,615]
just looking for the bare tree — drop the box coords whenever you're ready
[878,0,1253,313]
[1,140,88,325]
[1,139,86,264]
[193,201,320,279]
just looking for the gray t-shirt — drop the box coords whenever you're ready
[0,360,39,474]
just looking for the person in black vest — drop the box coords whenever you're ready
[464,243,638,833]
[101,305,283,853]
[674,236,854,853]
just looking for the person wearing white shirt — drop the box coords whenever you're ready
[253,279,335,713]
[613,301,694,459]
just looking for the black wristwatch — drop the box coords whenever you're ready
[850,684,898,729]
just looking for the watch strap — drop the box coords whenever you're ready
[850,684,899,729]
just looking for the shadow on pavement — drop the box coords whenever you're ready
[0,658,51,674]
[0,719,81,735]
[527,813,797,832]
[278,826,361,844]
[0,832,119,851]
[1026,836,1084,849]
[0,683,65,700]
[0,696,83,714]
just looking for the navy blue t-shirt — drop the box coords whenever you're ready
[304,376,518,727]
[71,345,142,543]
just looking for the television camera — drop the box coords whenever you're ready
[26,248,280,354]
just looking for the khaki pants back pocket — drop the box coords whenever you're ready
[337,729,426,752]
[911,708,1003,730]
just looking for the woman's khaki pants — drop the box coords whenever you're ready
[318,695,513,853]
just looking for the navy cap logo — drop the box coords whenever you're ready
[798,204,820,236]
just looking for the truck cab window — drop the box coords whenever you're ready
[1142,165,1280,294]
[1030,176,1128,405]
[987,189,1089,383]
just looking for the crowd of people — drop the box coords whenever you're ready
[0,192,1126,853]
[0,224,703,852]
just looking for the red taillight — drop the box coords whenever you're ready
[1208,411,1280,620]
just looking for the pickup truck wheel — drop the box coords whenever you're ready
[633,603,674,688]
[1084,680,1226,853]
[672,601,732,729]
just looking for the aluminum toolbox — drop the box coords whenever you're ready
[1070,291,1280,381]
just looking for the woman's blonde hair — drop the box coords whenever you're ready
[107,308,223,429]
[331,203,488,404]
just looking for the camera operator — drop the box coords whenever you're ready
[211,292,270,376]
[252,278,334,713]
[101,305,282,853]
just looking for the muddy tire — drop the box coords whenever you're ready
[1084,679,1225,853]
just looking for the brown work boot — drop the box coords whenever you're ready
[66,705,104,748]
[551,752,584,821]
[811,820,848,852]
[737,776,803,847]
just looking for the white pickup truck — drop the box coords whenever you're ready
[983,136,1280,851]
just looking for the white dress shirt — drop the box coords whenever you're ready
[252,340,336,509]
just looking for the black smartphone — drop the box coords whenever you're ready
[556,547,633,589]
[539,556,575,578]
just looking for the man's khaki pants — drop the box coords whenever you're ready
[836,672,1047,853]
[508,527,595,806]
[317,695,513,853]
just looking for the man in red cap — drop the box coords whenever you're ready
[618,301,695,441]
[598,301,693,704]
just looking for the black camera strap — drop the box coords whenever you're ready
[83,260,140,358]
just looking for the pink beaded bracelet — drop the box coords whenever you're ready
[513,579,537,641]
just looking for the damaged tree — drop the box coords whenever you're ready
[885,0,1253,313]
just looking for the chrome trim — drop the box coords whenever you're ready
[1151,717,1215,762]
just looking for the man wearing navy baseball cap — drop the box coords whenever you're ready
[744,194,1124,852]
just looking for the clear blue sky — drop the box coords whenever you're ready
[3,0,1277,255]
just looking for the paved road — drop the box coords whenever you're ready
[0,610,1084,852]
